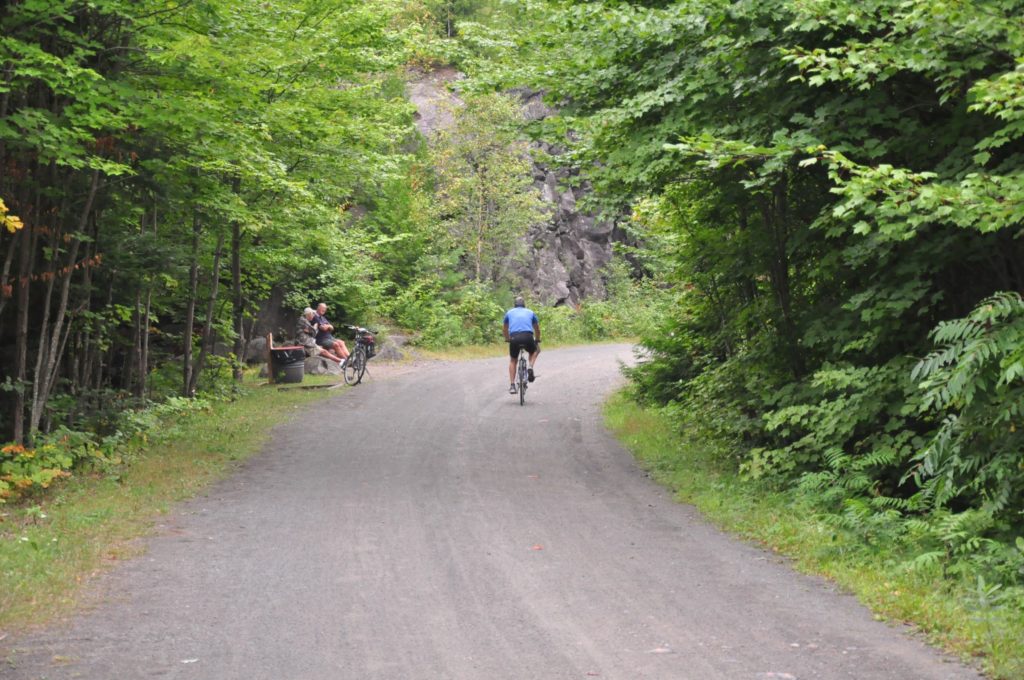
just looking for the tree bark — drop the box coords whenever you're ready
[0,227,17,330]
[231,207,244,382]
[188,230,226,397]
[139,204,159,400]
[11,223,34,443]
[762,175,804,379]
[71,233,95,411]
[183,209,201,397]
[128,286,142,393]
[139,284,153,400]
[28,169,99,438]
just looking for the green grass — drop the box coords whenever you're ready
[604,392,1024,679]
[0,376,339,632]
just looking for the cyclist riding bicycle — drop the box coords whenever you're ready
[503,295,540,394]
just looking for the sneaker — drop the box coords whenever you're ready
[527,368,535,383]
[509,383,517,394]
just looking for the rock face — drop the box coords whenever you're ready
[408,69,619,306]
[408,66,464,137]
[514,90,617,305]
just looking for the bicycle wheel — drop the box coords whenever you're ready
[355,346,368,383]
[343,347,364,385]
[518,353,528,405]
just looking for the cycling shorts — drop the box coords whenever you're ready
[509,331,537,359]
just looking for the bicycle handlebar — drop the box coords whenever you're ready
[345,325,377,335]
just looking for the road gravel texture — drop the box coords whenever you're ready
[2,344,981,679]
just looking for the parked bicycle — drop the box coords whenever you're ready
[343,325,377,386]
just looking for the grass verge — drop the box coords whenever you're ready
[0,376,338,633]
[604,392,1024,679]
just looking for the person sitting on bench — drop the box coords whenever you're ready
[311,302,350,362]
[296,307,343,364]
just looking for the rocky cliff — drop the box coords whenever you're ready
[408,68,620,306]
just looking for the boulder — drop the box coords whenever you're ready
[375,343,405,362]
[387,333,412,348]
[245,336,268,364]
[305,356,342,376]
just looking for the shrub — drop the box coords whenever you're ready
[0,397,212,504]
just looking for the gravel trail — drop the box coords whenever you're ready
[1,344,980,679]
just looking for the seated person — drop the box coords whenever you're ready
[312,302,350,361]
[296,307,343,363]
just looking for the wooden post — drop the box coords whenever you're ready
[266,332,274,384]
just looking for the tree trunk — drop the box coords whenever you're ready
[188,231,226,397]
[231,212,244,381]
[0,227,17,331]
[11,223,34,443]
[94,276,115,395]
[28,170,99,437]
[183,209,201,397]
[474,186,485,282]
[762,176,804,379]
[70,232,96,425]
[128,287,142,393]
[139,284,153,400]
[140,204,158,399]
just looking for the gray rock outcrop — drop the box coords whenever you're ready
[515,89,616,305]
[408,69,620,306]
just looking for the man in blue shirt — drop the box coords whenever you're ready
[502,295,541,394]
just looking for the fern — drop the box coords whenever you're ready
[910,293,1024,522]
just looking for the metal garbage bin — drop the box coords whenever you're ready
[270,346,305,383]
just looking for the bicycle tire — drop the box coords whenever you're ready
[355,346,367,383]
[343,347,363,385]
[518,351,528,405]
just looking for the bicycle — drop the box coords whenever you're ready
[515,346,529,405]
[343,325,377,386]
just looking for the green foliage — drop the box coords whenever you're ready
[908,293,1024,518]
[385,265,667,349]
[0,397,211,503]
[429,92,546,283]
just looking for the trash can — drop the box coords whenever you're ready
[270,346,305,383]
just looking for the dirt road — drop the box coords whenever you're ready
[2,344,980,679]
